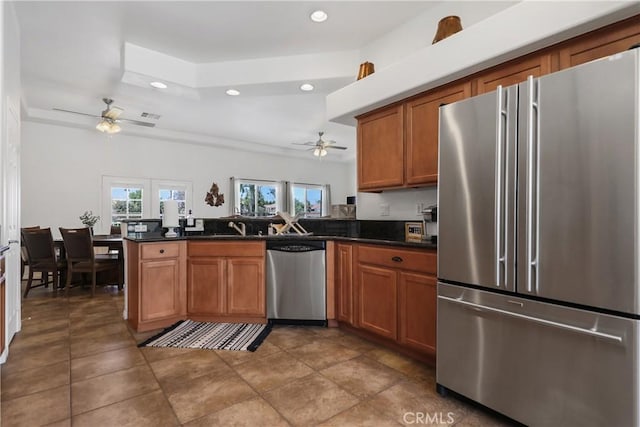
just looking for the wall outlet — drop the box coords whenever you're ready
[380,204,390,216]
[416,202,424,214]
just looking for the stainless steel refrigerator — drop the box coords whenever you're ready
[437,48,640,426]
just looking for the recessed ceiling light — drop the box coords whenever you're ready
[300,83,314,92]
[149,81,167,89]
[310,10,328,23]
[226,89,240,96]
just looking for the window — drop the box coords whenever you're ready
[151,180,193,219]
[230,177,330,218]
[291,184,323,217]
[111,186,144,224]
[237,180,279,217]
[102,176,152,233]
[102,176,192,234]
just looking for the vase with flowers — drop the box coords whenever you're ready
[79,210,100,234]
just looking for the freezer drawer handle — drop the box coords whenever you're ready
[438,295,623,344]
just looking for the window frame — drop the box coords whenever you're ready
[233,178,281,217]
[101,176,151,234]
[151,180,193,219]
[290,183,324,218]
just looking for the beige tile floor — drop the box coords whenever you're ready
[0,281,516,426]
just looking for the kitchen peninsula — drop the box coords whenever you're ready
[123,218,438,363]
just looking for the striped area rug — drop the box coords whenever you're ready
[138,320,272,352]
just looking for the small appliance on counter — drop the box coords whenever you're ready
[422,205,437,243]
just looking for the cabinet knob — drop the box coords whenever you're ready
[159,249,165,254]
[392,256,403,262]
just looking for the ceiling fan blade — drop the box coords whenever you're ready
[53,108,101,119]
[104,106,123,120]
[326,145,348,150]
[292,141,316,146]
[116,118,156,127]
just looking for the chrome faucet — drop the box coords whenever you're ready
[228,221,246,236]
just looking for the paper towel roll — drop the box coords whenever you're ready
[162,200,180,228]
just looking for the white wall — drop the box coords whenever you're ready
[21,121,354,236]
[356,187,437,221]
[359,1,517,71]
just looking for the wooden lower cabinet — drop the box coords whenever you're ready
[336,243,354,325]
[398,271,437,354]
[349,244,437,359]
[127,241,187,332]
[187,257,225,315]
[187,241,266,322]
[358,264,398,340]
[226,257,265,316]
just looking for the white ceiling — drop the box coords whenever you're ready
[15,1,502,161]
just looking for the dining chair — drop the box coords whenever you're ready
[59,227,120,297]
[20,225,40,280]
[21,227,66,297]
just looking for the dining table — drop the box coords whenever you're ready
[54,235,124,288]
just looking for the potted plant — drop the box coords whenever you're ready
[79,210,100,234]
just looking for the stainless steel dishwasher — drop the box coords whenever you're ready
[266,240,326,325]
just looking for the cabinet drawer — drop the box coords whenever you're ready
[188,241,265,258]
[358,244,436,274]
[140,242,183,260]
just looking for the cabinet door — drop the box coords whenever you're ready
[140,258,183,322]
[336,243,353,325]
[475,54,551,94]
[357,105,404,191]
[227,257,265,316]
[187,257,226,315]
[405,82,471,185]
[558,16,640,69]
[357,263,397,340]
[398,272,437,355]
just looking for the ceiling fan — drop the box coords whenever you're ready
[293,131,347,157]
[53,98,156,134]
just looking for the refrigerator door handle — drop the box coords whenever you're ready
[438,295,624,344]
[495,86,508,288]
[526,76,540,293]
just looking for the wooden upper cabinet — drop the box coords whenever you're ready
[475,53,552,94]
[357,104,404,191]
[405,81,471,185]
[558,15,640,69]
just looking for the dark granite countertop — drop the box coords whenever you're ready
[124,234,437,250]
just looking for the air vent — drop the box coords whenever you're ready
[141,112,161,120]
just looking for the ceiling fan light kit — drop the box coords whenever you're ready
[96,118,121,134]
[293,131,347,158]
[53,97,155,135]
